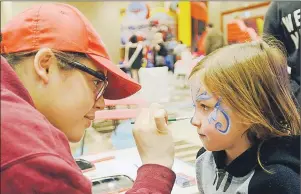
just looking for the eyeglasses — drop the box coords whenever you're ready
[58,56,108,101]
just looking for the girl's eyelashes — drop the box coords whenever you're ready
[193,102,210,111]
[200,104,209,111]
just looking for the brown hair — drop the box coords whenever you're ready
[189,38,300,172]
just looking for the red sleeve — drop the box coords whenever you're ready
[126,164,176,194]
[1,154,92,194]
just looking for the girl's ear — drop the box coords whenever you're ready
[33,48,55,84]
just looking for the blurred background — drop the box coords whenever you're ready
[1,1,269,65]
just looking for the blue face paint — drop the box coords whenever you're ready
[208,98,231,134]
[191,87,231,134]
[196,91,212,101]
[192,89,211,107]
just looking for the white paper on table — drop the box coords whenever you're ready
[80,148,199,194]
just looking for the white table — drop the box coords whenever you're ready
[79,148,199,194]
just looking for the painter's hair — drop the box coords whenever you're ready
[189,38,300,171]
[2,50,87,70]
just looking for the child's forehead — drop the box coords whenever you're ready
[189,74,211,95]
[189,73,202,87]
[190,84,216,105]
[189,74,221,105]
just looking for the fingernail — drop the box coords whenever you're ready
[154,109,166,118]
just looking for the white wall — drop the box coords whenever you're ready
[207,1,265,30]
[1,1,13,27]
[208,2,222,31]
[68,1,128,64]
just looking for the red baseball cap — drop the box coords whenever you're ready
[1,3,141,100]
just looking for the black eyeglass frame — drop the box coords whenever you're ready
[57,56,109,100]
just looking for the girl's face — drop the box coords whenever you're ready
[189,75,250,151]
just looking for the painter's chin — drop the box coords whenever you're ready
[68,133,84,143]
[67,125,87,143]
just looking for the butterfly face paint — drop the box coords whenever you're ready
[189,75,231,135]
[191,87,211,106]
[196,91,212,101]
[194,89,231,135]
[207,98,231,135]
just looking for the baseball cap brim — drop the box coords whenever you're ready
[88,54,141,100]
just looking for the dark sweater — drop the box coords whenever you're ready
[264,2,300,86]
[196,136,300,194]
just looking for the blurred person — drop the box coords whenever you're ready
[204,23,225,55]
[189,39,300,193]
[152,32,168,67]
[166,37,178,51]
[1,3,175,194]
[173,40,188,60]
[264,2,300,106]
[124,35,144,82]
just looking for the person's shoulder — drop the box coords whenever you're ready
[205,30,214,37]
[277,1,300,11]
[1,87,43,122]
[195,147,213,169]
[249,164,300,194]
[1,87,65,138]
[1,88,71,171]
[267,1,300,17]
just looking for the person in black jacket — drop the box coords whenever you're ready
[264,2,300,106]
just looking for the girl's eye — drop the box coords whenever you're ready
[193,102,210,111]
[200,104,209,111]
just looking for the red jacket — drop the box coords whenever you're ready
[0,56,175,194]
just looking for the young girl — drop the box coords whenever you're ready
[189,39,300,194]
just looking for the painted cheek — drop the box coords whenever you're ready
[207,100,231,135]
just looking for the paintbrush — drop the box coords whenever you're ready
[130,116,192,124]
